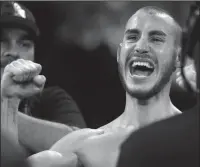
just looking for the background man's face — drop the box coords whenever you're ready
[118,11,179,100]
[1,28,35,76]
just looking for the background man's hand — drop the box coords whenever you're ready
[28,128,104,167]
[1,59,46,99]
[75,127,134,167]
[51,127,134,167]
[27,150,77,167]
[176,63,197,92]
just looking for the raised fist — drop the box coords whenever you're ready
[1,59,46,99]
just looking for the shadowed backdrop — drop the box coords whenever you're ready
[20,1,198,128]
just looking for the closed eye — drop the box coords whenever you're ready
[150,36,165,43]
[126,34,139,42]
[127,35,137,40]
[18,40,34,49]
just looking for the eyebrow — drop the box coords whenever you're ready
[125,29,139,35]
[125,29,167,37]
[149,30,166,37]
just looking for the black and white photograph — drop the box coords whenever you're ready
[1,1,199,167]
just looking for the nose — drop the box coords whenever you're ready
[2,43,20,60]
[134,38,149,54]
[1,48,20,67]
[3,49,20,59]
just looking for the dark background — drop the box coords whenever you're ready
[20,1,198,128]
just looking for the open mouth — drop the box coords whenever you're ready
[130,60,155,77]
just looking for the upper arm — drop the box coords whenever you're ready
[18,112,74,152]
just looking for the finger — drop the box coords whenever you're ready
[11,59,26,70]
[70,128,104,137]
[4,59,27,77]
[17,60,34,81]
[176,71,181,77]
[176,76,183,84]
[184,66,196,75]
[3,63,19,78]
[177,79,185,88]
[10,61,31,82]
[33,75,46,88]
[12,63,42,83]
[184,64,194,70]
[27,62,42,82]
[27,151,63,161]
[55,153,78,167]
[33,62,42,75]
[16,84,43,98]
[27,61,42,74]
[27,151,77,167]
[190,82,197,91]
[10,61,24,75]
[16,60,42,80]
[16,59,42,74]
[185,71,196,81]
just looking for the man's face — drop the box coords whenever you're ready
[118,11,179,100]
[1,28,35,75]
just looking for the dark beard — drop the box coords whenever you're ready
[118,59,176,100]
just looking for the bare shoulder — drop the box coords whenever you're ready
[50,128,104,156]
[98,118,121,131]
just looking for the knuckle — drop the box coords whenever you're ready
[16,59,25,64]
[11,61,18,66]
[4,64,15,73]
[18,58,24,62]
[36,64,42,71]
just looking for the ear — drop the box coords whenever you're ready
[117,43,122,63]
[175,46,181,68]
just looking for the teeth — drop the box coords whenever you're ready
[132,61,153,69]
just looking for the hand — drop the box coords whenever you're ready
[1,59,46,99]
[50,128,105,156]
[27,150,77,167]
[176,64,197,92]
[75,127,134,167]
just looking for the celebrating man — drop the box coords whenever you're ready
[27,6,198,167]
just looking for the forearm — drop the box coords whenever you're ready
[18,112,76,153]
[1,96,20,144]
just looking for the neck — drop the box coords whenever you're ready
[118,82,181,129]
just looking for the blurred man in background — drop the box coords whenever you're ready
[1,1,86,155]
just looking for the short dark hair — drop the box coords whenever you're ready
[138,6,172,16]
[132,6,182,46]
